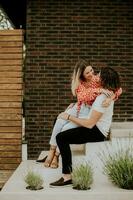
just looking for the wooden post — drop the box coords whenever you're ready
[0,30,23,188]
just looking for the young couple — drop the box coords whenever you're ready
[37,59,122,187]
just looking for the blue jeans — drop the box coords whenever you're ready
[49,103,90,147]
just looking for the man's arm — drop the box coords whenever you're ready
[58,110,103,129]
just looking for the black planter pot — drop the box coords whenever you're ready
[26,186,44,190]
[73,185,91,190]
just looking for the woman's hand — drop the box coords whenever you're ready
[57,112,69,120]
[102,98,112,107]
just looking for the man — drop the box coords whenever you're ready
[49,67,121,187]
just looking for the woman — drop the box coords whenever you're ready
[49,67,121,187]
[37,61,122,168]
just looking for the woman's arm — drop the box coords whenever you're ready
[77,83,113,105]
[102,87,122,107]
[58,110,103,129]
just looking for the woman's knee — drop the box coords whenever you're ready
[56,118,67,126]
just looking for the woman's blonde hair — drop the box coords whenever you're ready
[71,59,90,96]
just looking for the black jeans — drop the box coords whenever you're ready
[56,125,105,174]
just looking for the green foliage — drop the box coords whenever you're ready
[100,139,133,189]
[72,162,93,190]
[24,171,44,190]
[0,8,14,29]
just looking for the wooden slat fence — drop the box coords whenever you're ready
[0,30,23,188]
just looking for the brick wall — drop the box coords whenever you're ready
[25,0,133,159]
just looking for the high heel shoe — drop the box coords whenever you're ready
[36,156,47,163]
[44,146,56,167]
[50,153,60,168]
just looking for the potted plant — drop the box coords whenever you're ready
[24,170,44,190]
[100,138,133,190]
[72,162,93,190]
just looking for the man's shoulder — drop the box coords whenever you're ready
[93,94,114,111]
[92,94,106,113]
[95,94,106,102]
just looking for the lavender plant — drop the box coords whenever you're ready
[100,138,133,189]
[72,162,93,190]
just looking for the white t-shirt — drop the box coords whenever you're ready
[88,94,114,137]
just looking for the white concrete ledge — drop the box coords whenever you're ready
[111,122,133,137]
[0,192,133,200]
[2,138,133,200]
[111,122,133,129]
[1,159,133,200]
[85,138,133,158]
